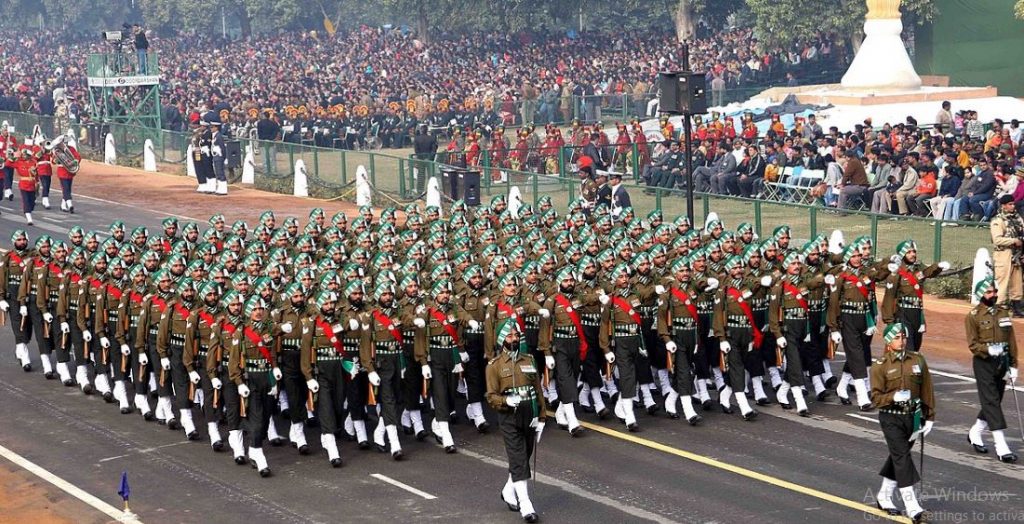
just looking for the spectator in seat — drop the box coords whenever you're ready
[963,156,996,221]
[836,149,869,209]
[738,144,766,198]
[893,157,920,215]
[907,164,938,216]
[929,165,962,220]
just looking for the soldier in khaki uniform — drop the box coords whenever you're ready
[881,240,948,352]
[36,241,69,383]
[119,265,152,418]
[362,280,407,460]
[538,267,588,435]
[184,281,225,451]
[989,194,1024,314]
[18,236,55,378]
[575,256,615,419]
[828,244,884,410]
[397,274,429,440]
[487,319,545,523]
[273,282,314,454]
[712,256,759,420]
[600,263,646,431]
[338,280,372,448]
[415,280,463,453]
[98,257,132,413]
[455,264,489,432]
[300,290,348,467]
[656,257,704,424]
[57,248,90,391]
[768,251,823,415]
[228,296,277,477]
[869,323,935,522]
[78,254,112,400]
[158,278,200,439]
[135,270,176,425]
[964,278,1019,463]
[0,231,34,370]
[207,290,247,463]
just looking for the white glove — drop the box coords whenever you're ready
[534,421,545,443]
[349,318,360,330]
[19,305,27,317]
[605,352,615,364]
[161,357,171,370]
[368,371,381,386]
[598,293,610,305]
[988,343,1005,357]
[139,353,149,366]
[212,146,223,157]
[100,337,110,348]
[506,394,522,407]
[639,348,648,358]
[887,262,899,273]
[306,378,319,393]
[413,318,426,328]
[921,420,934,438]
[82,330,93,342]
[760,275,773,287]
[918,324,926,333]
[0,300,8,312]
[43,312,54,323]
[459,351,469,363]
[830,331,842,344]
[655,285,666,295]
[890,254,902,264]
[824,275,836,286]
[60,322,70,334]
[238,384,250,398]
[720,341,731,353]
[938,261,950,271]
[893,389,911,402]
[211,378,222,390]
[280,322,293,334]
[1009,367,1018,381]
[538,308,550,318]
[120,344,130,356]
[453,363,464,374]
[189,370,201,384]
[468,320,480,330]
[269,385,278,397]
[421,364,432,380]
[865,326,876,336]
[272,367,283,380]
[200,146,210,155]
[415,305,426,315]
[665,341,677,354]
[776,336,787,349]
[705,278,719,291]
[545,355,555,369]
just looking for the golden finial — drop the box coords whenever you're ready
[866,0,902,19]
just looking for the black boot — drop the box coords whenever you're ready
[1012,300,1024,318]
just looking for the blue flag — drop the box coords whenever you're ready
[118,471,130,502]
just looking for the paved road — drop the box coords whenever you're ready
[0,193,1022,524]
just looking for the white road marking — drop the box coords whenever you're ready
[835,350,1024,392]
[369,473,437,500]
[846,413,878,424]
[0,212,67,234]
[74,193,204,222]
[0,443,143,523]
[98,441,191,463]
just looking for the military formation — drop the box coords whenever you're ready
[0,195,1019,523]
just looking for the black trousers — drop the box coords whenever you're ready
[613,335,642,398]
[106,320,128,381]
[375,352,403,426]
[642,316,664,377]
[244,372,274,448]
[695,314,716,380]
[28,299,53,355]
[782,319,808,386]
[217,368,242,431]
[131,332,152,394]
[501,403,538,482]
[552,337,581,404]
[725,327,754,392]
[401,341,425,411]
[345,358,368,422]
[197,356,218,422]
[170,344,189,412]
[581,326,603,388]
[878,411,920,487]
[839,312,872,379]
[973,355,1009,431]
[670,329,698,396]
[896,307,924,352]
[278,350,307,422]
[7,284,31,344]
[464,333,486,404]
[429,345,457,422]
[315,359,345,434]
[149,335,173,397]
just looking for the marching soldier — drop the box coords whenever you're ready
[228,296,278,477]
[158,278,201,439]
[301,289,346,467]
[456,264,490,432]
[538,267,588,435]
[19,236,54,377]
[136,270,176,424]
[656,257,704,424]
[870,323,935,522]
[416,280,463,453]
[184,281,226,451]
[273,282,313,454]
[363,281,407,460]
[338,280,372,449]
[965,277,1019,463]
[829,244,883,410]
[488,319,545,524]
[208,290,247,464]
[98,257,133,413]
[768,251,824,415]
[881,240,948,352]
[32,239,69,383]
[120,265,153,418]
[600,263,647,430]
[712,256,760,420]
[79,254,112,400]
[397,275,429,440]
[1,230,34,371]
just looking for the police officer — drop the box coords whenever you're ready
[870,323,935,522]
[487,319,544,523]
[990,194,1024,316]
[965,277,1019,463]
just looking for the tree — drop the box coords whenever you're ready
[745,0,936,48]
[1016,0,1024,19]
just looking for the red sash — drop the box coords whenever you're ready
[197,309,217,328]
[150,296,168,314]
[553,294,588,359]
[428,307,460,344]
[371,310,403,345]
[47,262,64,279]
[8,252,22,266]
[897,269,924,299]
[242,326,275,365]
[220,320,239,336]
[610,296,642,325]
[669,287,700,325]
[129,291,145,305]
[781,282,809,310]
[841,273,871,299]
[314,316,345,354]
[173,303,193,322]
[725,287,764,347]
[105,284,124,301]
[496,300,526,331]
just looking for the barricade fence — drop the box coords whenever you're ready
[0,110,989,265]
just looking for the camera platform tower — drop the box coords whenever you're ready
[86,42,162,149]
